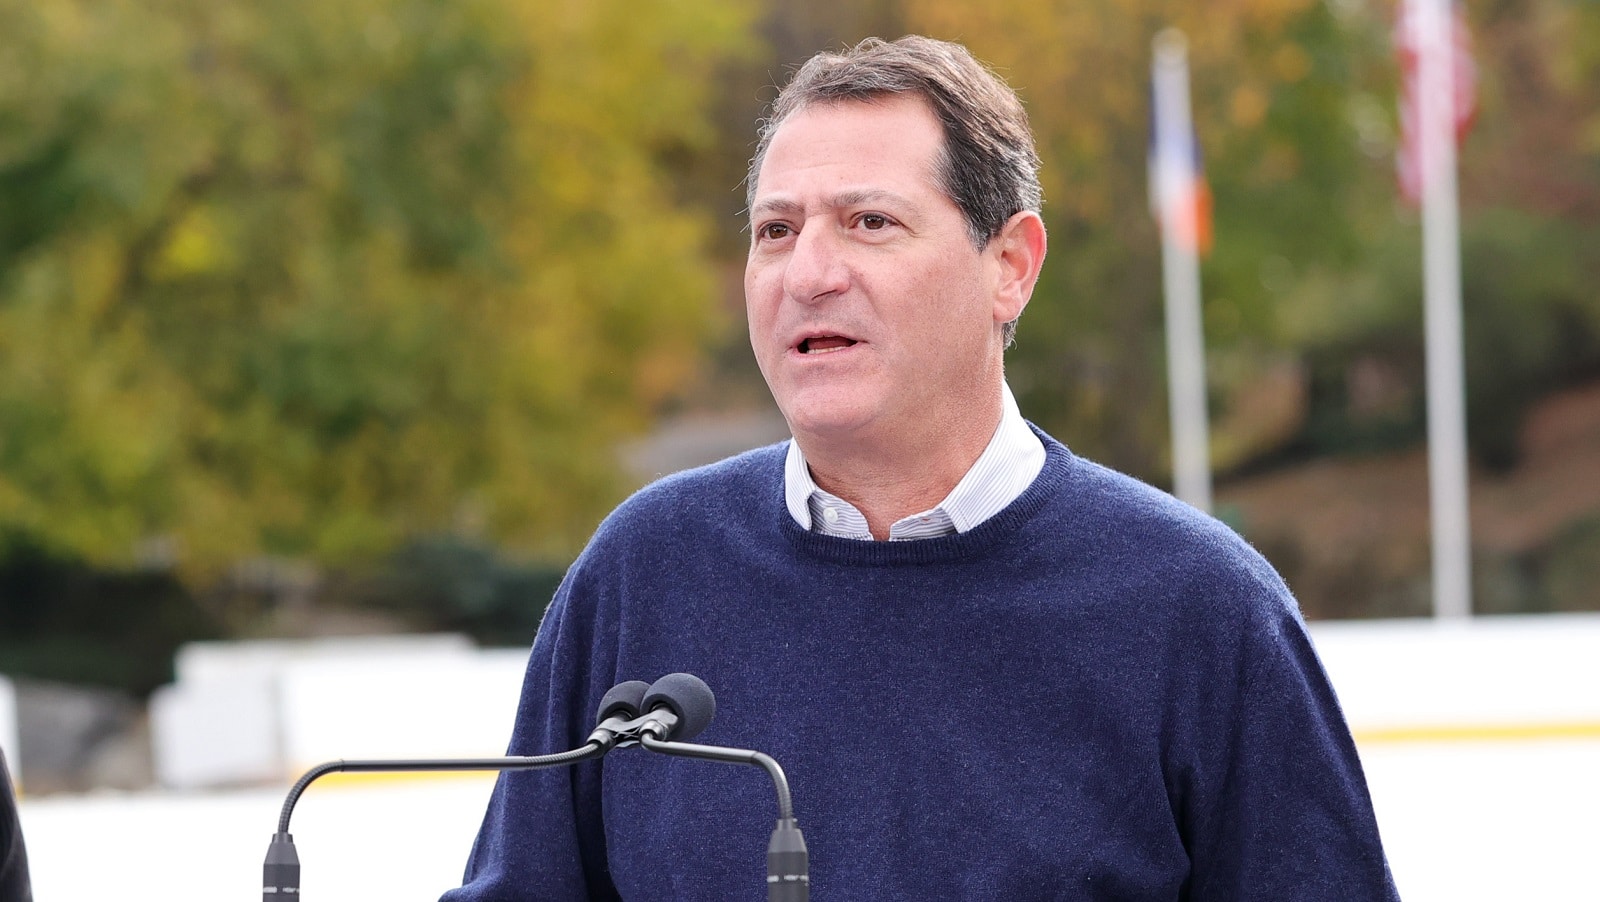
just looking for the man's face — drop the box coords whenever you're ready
[745,95,1009,449]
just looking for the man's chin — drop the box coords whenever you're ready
[777,403,881,446]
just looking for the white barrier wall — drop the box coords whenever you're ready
[149,614,1600,790]
[0,675,17,786]
[1309,612,1600,737]
[278,649,529,769]
[150,676,279,789]
[150,635,524,789]
[172,634,477,686]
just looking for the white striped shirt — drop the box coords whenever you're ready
[783,383,1046,541]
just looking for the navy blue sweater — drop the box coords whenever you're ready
[443,431,1398,900]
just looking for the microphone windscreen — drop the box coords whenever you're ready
[595,680,651,722]
[642,672,716,741]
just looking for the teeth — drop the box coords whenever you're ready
[800,337,854,354]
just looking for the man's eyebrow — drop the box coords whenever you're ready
[749,189,921,219]
[832,189,917,211]
[749,197,803,219]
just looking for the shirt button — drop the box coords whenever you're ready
[822,507,840,524]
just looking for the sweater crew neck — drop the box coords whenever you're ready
[776,426,1076,567]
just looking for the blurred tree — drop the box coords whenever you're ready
[327,534,567,647]
[0,0,755,578]
[899,0,1399,480]
[3,0,1598,631]
[1290,0,1600,469]
[895,0,1600,480]
[0,529,221,694]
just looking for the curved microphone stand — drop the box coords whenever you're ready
[638,733,808,901]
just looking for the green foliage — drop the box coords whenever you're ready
[1539,515,1600,612]
[0,531,221,694]
[895,0,1399,479]
[0,0,756,575]
[330,535,565,647]
[893,0,1600,481]
[1459,211,1600,467]
[1284,207,1600,464]
[3,0,1600,636]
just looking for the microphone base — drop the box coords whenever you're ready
[262,831,300,900]
[767,817,809,902]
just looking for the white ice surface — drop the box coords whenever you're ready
[20,775,499,900]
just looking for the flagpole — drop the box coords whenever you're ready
[1416,0,1473,618]
[1152,29,1212,513]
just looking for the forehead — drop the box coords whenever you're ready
[752,95,948,206]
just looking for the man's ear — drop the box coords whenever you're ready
[992,210,1047,326]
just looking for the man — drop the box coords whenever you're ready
[444,36,1398,900]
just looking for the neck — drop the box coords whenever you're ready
[796,387,1005,540]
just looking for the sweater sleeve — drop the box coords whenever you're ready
[1178,579,1399,902]
[0,750,30,902]
[439,564,622,902]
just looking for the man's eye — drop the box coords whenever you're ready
[758,223,791,241]
[859,214,889,230]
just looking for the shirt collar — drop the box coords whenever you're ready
[782,383,1045,540]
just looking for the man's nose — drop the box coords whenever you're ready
[782,224,850,304]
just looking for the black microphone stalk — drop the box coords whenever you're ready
[638,733,808,899]
[638,736,808,901]
[260,674,806,900]
[262,734,614,899]
[631,672,808,900]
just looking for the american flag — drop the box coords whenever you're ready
[1395,0,1478,205]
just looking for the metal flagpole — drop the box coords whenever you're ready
[1416,0,1473,618]
[1152,29,1213,513]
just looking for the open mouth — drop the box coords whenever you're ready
[798,336,858,354]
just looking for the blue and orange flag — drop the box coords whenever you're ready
[1148,92,1213,257]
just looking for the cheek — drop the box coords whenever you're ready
[744,298,783,364]
[900,265,991,352]
[743,270,770,323]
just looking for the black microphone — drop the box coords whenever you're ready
[632,671,717,742]
[635,673,809,902]
[586,679,651,749]
[260,679,638,901]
